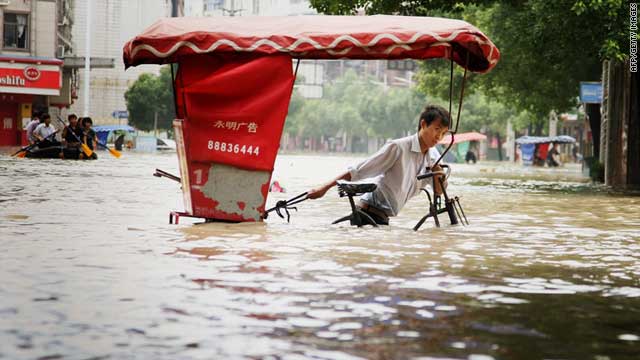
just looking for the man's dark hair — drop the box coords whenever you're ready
[418,105,450,132]
[32,112,42,122]
[68,113,77,121]
[83,117,93,125]
[41,113,51,121]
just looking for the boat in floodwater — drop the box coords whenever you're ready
[24,146,98,160]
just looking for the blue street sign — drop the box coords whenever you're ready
[112,110,129,119]
[111,110,129,119]
[579,82,602,104]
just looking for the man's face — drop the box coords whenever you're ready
[420,117,449,149]
[44,118,51,126]
[70,117,77,126]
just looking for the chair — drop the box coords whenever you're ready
[332,180,379,227]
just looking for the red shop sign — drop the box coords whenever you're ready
[0,65,61,95]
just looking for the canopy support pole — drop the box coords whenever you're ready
[433,52,469,168]
[293,58,301,80]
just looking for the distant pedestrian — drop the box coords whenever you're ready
[465,150,477,164]
[547,143,561,167]
[269,181,286,193]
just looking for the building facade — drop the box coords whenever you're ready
[186,0,316,17]
[0,0,74,146]
[69,0,171,124]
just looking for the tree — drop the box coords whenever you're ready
[308,0,629,123]
[283,70,429,150]
[124,66,175,131]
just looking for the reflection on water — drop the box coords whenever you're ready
[1,152,639,359]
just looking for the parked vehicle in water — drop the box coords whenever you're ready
[156,138,176,151]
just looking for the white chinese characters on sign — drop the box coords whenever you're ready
[213,120,259,133]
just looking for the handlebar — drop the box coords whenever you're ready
[416,164,451,180]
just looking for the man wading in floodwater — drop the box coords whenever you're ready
[308,105,450,225]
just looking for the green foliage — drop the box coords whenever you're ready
[309,0,629,124]
[473,1,622,120]
[285,69,538,145]
[308,0,492,16]
[456,92,534,136]
[124,66,176,131]
[285,70,425,141]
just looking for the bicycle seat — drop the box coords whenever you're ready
[336,180,377,197]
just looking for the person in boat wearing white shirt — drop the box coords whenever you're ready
[33,113,60,148]
[308,105,450,225]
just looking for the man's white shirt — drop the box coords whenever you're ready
[348,133,442,216]
[34,123,56,140]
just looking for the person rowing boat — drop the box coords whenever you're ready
[61,114,84,150]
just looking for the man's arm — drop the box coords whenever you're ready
[61,127,68,146]
[308,171,351,199]
[308,142,399,200]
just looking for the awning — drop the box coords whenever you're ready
[123,15,500,73]
[93,125,136,133]
[515,135,576,145]
[93,125,136,145]
[439,131,487,145]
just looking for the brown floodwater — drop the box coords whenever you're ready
[1,151,639,360]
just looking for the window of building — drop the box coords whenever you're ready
[3,13,29,50]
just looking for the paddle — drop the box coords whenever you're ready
[11,130,60,158]
[96,141,121,158]
[55,116,93,158]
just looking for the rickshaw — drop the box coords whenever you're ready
[516,135,576,166]
[123,15,500,229]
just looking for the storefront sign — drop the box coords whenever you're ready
[0,61,61,96]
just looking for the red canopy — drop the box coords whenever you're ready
[438,131,487,145]
[123,15,499,73]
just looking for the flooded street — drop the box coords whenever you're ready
[1,152,639,360]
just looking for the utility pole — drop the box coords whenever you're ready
[83,0,92,117]
[154,111,158,137]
